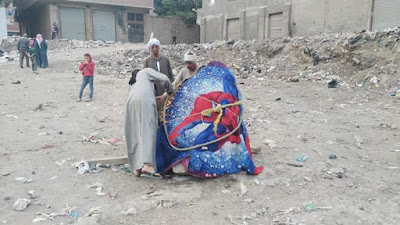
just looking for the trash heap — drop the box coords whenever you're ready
[48,39,110,52]
[96,28,400,90]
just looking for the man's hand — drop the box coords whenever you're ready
[156,94,167,105]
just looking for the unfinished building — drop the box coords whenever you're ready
[14,0,153,42]
[197,0,400,43]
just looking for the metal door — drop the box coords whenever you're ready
[373,0,400,31]
[60,7,85,40]
[93,10,116,42]
[128,23,144,42]
[268,12,283,39]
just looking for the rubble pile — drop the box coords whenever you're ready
[0,36,19,52]
[48,39,110,52]
[96,28,400,89]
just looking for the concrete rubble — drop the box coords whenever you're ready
[94,28,400,91]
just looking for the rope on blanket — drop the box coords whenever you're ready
[200,101,242,134]
[162,94,243,152]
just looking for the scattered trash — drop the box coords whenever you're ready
[155,200,177,209]
[286,163,303,168]
[251,145,261,154]
[13,198,31,211]
[41,144,54,149]
[275,97,282,101]
[32,216,49,223]
[328,79,338,88]
[35,104,43,111]
[38,132,49,136]
[84,207,102,217]
[70,210,79,220]
[107,138,123,145]
[88,182,106,196]
[303,201,317,212]
[329,154,337,159]
[121,164,132,174]
[289,76,300,82]
[11,81,21,84]
[296,155,308,163]
[254,179,260,185]
[5,114,18,119]
[27,190,36,199]
[240,182,248,196]
[221,189,232,194]
[55,157,73,166]
[109,188,118,199]
[74,160,100,175]
[121,207,137,216]
[15,177,32,183]
[263,139,277,149]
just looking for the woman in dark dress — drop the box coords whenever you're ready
[34,34,48,68]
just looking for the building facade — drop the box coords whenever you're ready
[197,0,400,43]
[0,1,7,38]
[15,0,153,42]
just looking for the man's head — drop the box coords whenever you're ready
[29,39,34,46]
[22,33,27,38]
[184,51,197,72]
[151,45,159,56]
[129,69,141,86]
[53,22,57,26]
[147,37,161,56]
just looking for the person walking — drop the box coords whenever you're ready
[17,34,30,68]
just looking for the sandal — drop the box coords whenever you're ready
[141,166,162,178]
[141,172,162,178]
[133,169,141,177]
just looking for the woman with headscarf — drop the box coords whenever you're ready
[125,68,173,178]
[34,34,48,68]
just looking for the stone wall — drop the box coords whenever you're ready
[147,16,200,45]
[198,0,374,43]
[291,0,373,36]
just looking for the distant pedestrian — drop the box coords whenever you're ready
[172,35,177,45]
[77,53,95,102]
[34,34,48,68]
[26,39,38,74]
[52,22,59,39]
[17,33,30,68]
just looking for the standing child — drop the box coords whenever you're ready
[77,53,95,102]
[26,39,38,74]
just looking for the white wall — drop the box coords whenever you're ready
[0,5,8,38]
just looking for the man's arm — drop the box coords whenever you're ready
[172,69,184,87]
[167,59,174,82]
[145,68,173,95]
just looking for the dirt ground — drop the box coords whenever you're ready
[0,44,399,225]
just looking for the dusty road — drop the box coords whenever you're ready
[0,44,399,225]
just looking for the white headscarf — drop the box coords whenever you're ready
[147,32,160,51]
[184,50,197,62]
